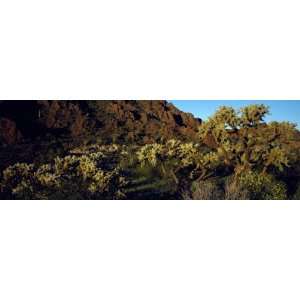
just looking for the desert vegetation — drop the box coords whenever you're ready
[0,104,300,200]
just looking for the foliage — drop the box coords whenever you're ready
[136,139,223,183]
[137,140,193,183]
[183,179,224,200]
[184,172,287,200]
[198,105,298,176]
[1,146,127,199]
[225,171,287,200]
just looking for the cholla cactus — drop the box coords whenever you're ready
[198,104,297,176]
[178,142,201,167]
[190,152,222,180]
[240,105,269,127]
[1,146,128,199]
[136,143,164,167]
[1,163,35,199]
[34,164,60,188]
[136,139,222,182]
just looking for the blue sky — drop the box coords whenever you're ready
[170,100,300,127]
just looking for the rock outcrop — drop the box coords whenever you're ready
[0,100,202,145]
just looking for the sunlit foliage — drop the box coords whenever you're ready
[1,147,127,199]
[198,105,298,176]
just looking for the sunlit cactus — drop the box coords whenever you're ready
[198,104,297,176]
[1,147,128,200]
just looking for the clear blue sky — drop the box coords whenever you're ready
[170,100,300,127]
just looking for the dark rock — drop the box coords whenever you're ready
[0,100,202,144]
[0,118,22,145]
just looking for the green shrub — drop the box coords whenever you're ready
[226,171,287,200]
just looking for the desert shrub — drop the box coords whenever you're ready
[183,179,224,200]
[225,171,287,200]
[1,163,36,199]
[224,176,252,200]
[184,171,288,200]
[0,147,128,199]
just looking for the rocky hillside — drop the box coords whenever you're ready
[0,100,202,145]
